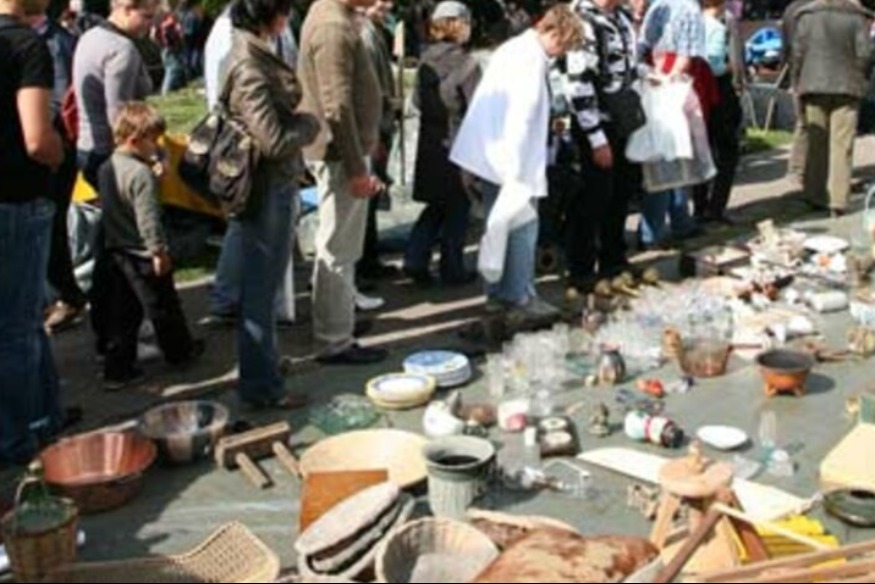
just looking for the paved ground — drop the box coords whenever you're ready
[4,136,875,578]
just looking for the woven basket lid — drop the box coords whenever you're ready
[299,430,428,489]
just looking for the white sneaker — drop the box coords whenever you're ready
[355,290,385,311]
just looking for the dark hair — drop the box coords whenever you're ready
[230,0,292,33]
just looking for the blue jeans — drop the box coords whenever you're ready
[638,188,696,245]
[211,205,296,321]
[161,49,188,95]
[0,199,61,464]
[404,198,470,282]
[236,182,294,405]
[481,181,538,306]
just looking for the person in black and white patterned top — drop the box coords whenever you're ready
[556,0,642,290]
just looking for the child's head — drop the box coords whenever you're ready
[113,101,166,158]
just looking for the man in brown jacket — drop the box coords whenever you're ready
[298,0,388,364]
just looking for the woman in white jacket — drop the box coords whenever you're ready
[450,5,583,316]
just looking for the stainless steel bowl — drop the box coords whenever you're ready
[138,400,229,464]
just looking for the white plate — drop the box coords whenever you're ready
[804,235,849,255]
[367,373,434,402]
[696,425,749,451]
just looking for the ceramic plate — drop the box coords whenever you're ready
[367,373,434,402]
[804,234,850,255]
[696,425,749,451]
[404,351,469,374]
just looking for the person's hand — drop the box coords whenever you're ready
[593,144,614,170]
[460,171,478,199]
[348,174,383,198]
[152,250,172,276]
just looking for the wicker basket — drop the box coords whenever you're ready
[0,474,79,583]
[44,522,280,583]
[375,517,499,583]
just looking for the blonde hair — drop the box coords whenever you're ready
[429,16,470,43]
[535,4,585,51]
[113,101,166,145]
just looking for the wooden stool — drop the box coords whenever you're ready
[650,444,767,577]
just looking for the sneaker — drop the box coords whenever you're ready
[103,368,146,392]
[44,301,85,334]
[355,290,385,311]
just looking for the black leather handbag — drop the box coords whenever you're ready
[179,63,259,219]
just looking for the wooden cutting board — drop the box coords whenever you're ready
[299,470,388,532]
[820,423,875,492]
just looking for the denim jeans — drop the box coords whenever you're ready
[638,188,696,245]
[481,181,538,306]
[404,198,470,282]
[0,199,61,464]
[211,202,296,322]
[161,49,188,95]
[236,181,294,405]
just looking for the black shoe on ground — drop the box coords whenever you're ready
[103,367,146,392]
[316,343,388,365]
[403,268,435,288]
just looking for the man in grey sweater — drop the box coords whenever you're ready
[792,0,873,215]
[72,0,155,187]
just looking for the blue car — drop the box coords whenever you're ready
[745,26,783,67]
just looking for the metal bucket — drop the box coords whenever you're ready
[423,436,495,519]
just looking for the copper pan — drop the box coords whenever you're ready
[39,431,156,514]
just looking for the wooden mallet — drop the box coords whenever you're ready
[214,421,300,489]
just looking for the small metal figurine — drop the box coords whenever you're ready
[589,402,611,437]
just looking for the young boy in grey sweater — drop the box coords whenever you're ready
[97,101,202,389]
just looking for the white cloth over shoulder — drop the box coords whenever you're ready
[450,30,551,282]
[478,183,537,282]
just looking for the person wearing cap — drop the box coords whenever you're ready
[404,0,481,287]
[450,4,584,320]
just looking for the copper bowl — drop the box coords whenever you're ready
[756,349,815,397]
[39,431,157,514]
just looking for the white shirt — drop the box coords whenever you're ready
[204,11,299,110]
[450,29,550,200]
[450,29,552,283]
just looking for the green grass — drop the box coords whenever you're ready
[744,128,794,154]
[149,83,209,136]
[173,246,219,283]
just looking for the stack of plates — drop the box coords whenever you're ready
[366,372,436,410]
[403,351,472,388]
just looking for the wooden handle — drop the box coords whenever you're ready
[272,442,300,478]
[235,453,271,489]
[653,506,723,584]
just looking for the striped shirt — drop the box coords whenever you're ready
[557,0,637,149]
